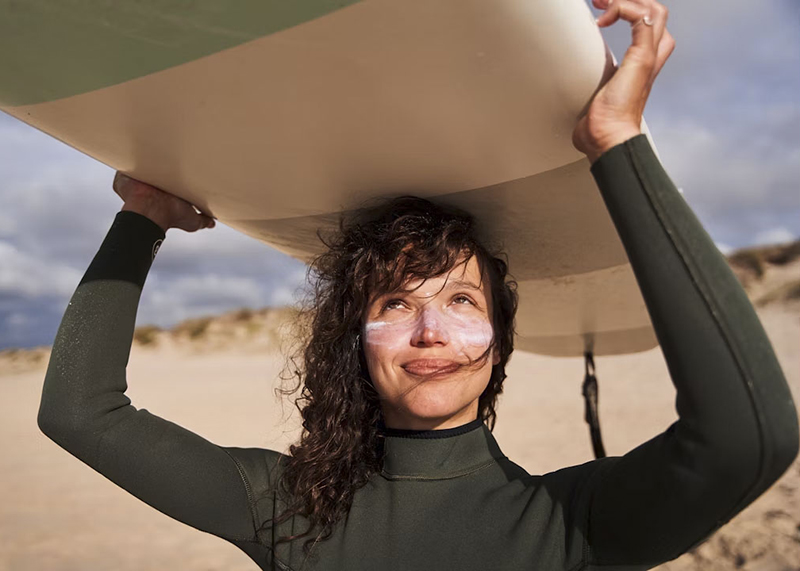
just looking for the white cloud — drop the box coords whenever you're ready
[137,273,266,326]
[269,286,300,307]
[0,213,17,237]
[653,116,800,206]
[753,227,797,247]
[159,223,273,259]
[6,312,30,327]
[649,113,800,247]
[715,242,733,255]
[0,241,82,298]
[165,274,263,303]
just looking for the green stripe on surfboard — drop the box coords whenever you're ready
[0,0,362,107]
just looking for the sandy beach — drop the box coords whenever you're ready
[1,299,798,570]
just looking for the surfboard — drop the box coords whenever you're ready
[0,0,660,357]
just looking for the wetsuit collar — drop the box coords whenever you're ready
[379,418,506,480]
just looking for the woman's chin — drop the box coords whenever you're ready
[393,394,478,429]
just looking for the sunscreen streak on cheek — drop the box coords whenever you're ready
[445,313,493,350]
[364,320,410,347]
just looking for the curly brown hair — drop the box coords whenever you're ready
[259,196,518,555]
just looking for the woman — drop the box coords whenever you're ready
[38,1,799,569]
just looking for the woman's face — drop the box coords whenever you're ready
[362,256,499,430]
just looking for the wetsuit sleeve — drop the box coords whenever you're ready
[37,211,260,544]
[580,135,799,567]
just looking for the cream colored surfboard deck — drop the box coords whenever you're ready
[0,0,659,356]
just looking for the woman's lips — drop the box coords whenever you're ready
[401,359,461,376]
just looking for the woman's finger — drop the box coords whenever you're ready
[601,1,667,94]
[598,3,656,72]
[112,172,146,203]
[649,2,668,51]
[623,0,669,50]
[652,28,676,80]
[195,211,215,229]
[625,0,671,90]
[179,211,216,233]
[596,0,651,30]
[113,171,164,202]
[191,204,217,229]
[112,171,130,201]
[196,215,215,231]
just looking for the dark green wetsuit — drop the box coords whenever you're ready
[38,135,799,570]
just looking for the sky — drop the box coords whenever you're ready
[1,0,798,350]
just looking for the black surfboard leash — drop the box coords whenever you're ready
[582,351,607,459]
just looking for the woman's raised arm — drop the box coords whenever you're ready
[566,1,798,566]
[580,132,798,567]
[37,178,262,545]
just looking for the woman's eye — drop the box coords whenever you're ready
[382,299,405,311]
[453,294,475,306]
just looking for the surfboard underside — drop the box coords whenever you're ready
[0,0,659,356]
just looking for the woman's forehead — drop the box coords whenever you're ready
[406,257,483,290]
[371,255,487,300]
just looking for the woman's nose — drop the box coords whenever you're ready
[411,309,449,347]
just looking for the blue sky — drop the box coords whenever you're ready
[1,0,798,349]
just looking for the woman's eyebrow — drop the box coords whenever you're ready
[443,279,483,291]
[371,278,483,303]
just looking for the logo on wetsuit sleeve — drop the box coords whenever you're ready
[152,239,163,260]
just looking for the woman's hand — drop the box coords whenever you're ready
[113,172,215,233]
[572,0,675,164]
